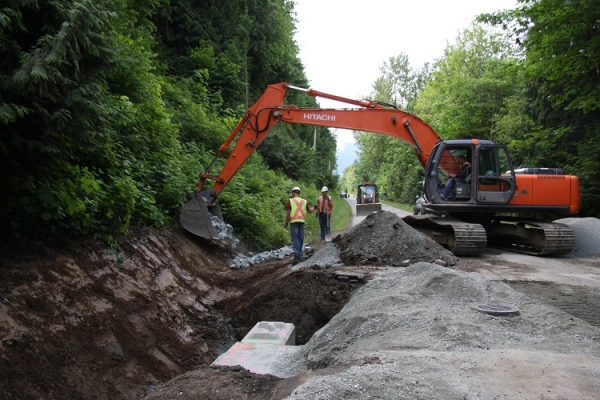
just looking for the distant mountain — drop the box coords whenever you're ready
[336,142,358,175]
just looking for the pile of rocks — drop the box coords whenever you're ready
[229,246,295,269]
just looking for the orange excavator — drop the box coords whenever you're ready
[181,83,580,256]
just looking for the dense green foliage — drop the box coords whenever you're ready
[350,54,428,203]
[480,0,600,216]
[0,0,337,250]
[2,0,598,253]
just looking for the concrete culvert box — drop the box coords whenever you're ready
[241,321,296,345]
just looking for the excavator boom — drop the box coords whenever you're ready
[181,83,580,256]
[181,82,440,238]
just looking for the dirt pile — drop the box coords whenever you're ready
[335,211,457,267]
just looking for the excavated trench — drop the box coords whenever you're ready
[214,269,363,346]
[0,211,460,399]
[210,211,459,350]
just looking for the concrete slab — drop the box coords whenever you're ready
[211,321,300,376]
[211,342,301,376]
[241,321,296,345]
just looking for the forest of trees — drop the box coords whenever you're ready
[0,0,336,250]
[340,1,599,220]
[1,0,598,251]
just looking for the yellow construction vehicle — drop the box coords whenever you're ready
[356,180,382,216]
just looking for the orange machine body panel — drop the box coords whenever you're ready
[509,174,580,213]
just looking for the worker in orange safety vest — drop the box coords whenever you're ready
[285,186,315,265]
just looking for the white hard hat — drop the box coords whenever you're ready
[321,186,328,192]
[292,186,301,193]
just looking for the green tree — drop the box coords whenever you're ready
[0,0,338,251]
[353,54,427,203]
[152,0,305,107]
[0,0,158,239]
[481,0,600,216]
[414,23,522,140]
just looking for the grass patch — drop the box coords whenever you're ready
[331,198,353,232]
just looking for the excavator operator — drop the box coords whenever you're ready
[440,154,471,201]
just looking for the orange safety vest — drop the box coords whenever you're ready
[289,197,308,223]
[317,196,333,216]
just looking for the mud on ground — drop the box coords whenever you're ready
[1,212,600,399]
[0,228,359,399]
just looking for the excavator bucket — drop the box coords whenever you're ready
[180,192,224,240]
[356,203,382,216]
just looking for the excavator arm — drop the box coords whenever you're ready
[181,82,580,258]
[196,82,440,197]
[181,82,445,239]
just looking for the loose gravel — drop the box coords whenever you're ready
[556,217,600,258]
[273,214,600,399]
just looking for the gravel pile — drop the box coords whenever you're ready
[335,211,456,267]
[555,217,600,258]
[211,215,234,239]
[293,211,457,271]
[292,242,342,270]
[275,262,600,398]
[230,245,295,269]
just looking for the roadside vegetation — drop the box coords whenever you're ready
[1,0,598,252]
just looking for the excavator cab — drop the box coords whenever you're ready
[423,140,516,207]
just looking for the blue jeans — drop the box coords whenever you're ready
[441,178,466,199]
[290,222,305,259]
[318,214,331,239]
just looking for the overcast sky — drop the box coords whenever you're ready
[293,0,517,171]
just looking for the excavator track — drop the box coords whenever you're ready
[482,219,575,256]
[403,215,487,256]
